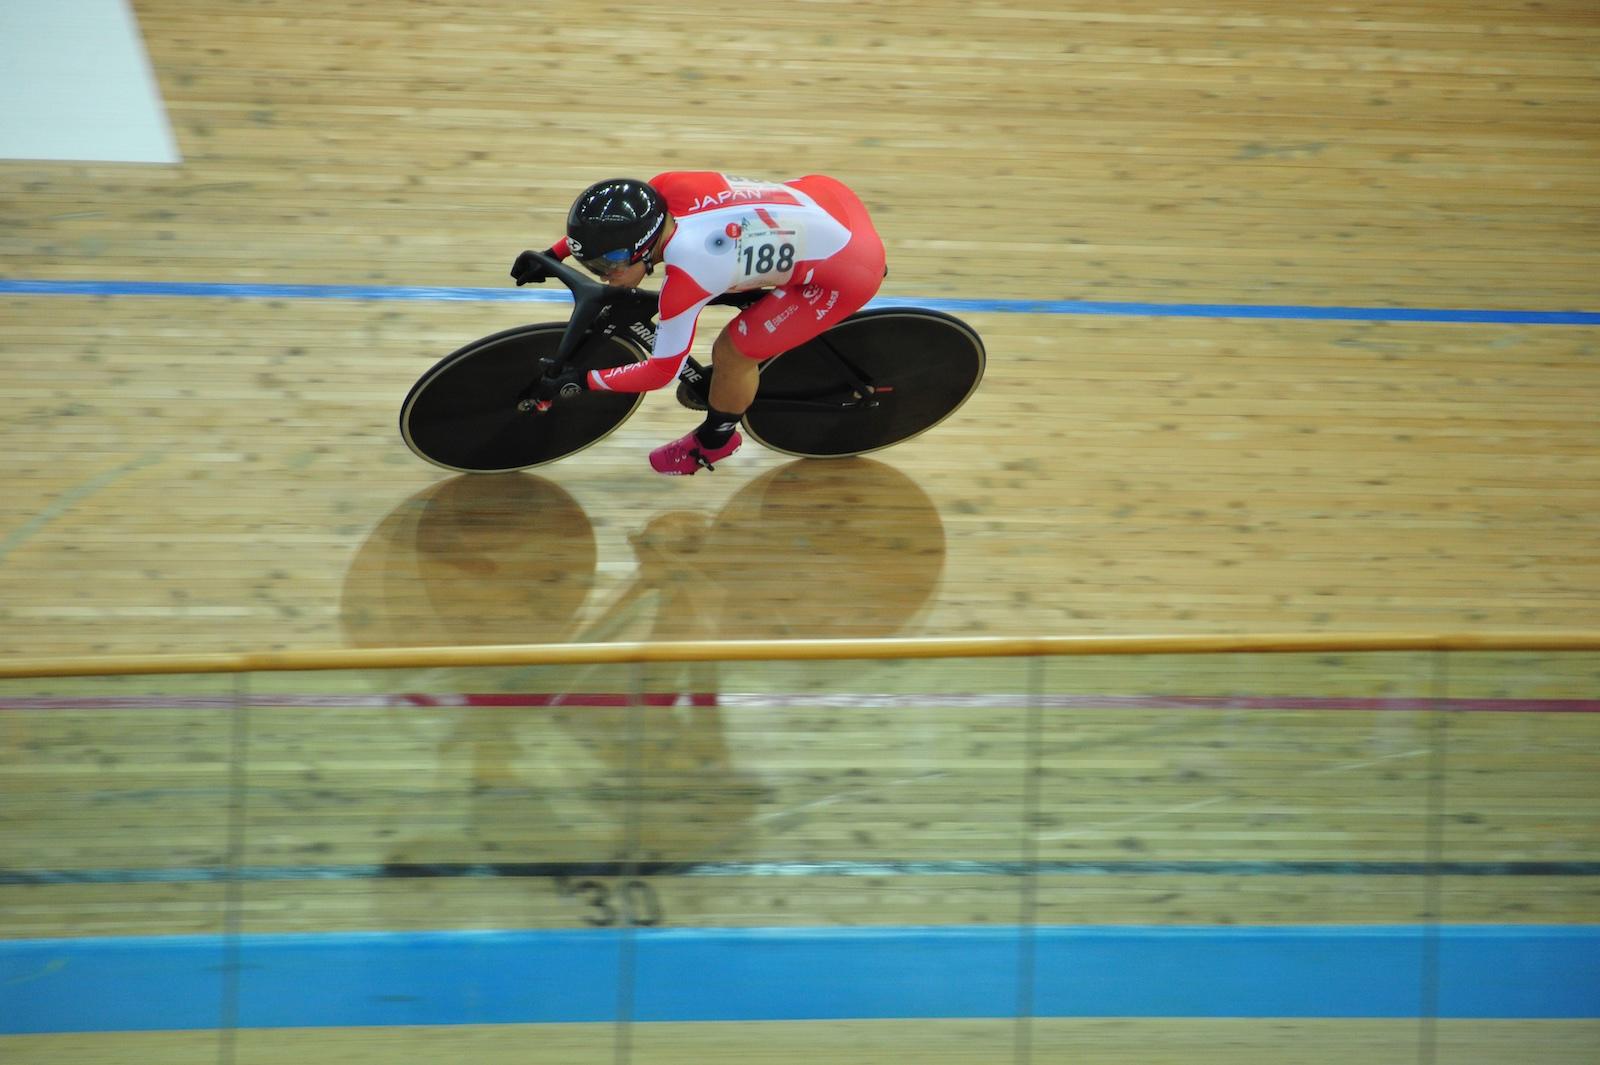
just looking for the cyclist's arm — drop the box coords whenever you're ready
[586,265,714,393]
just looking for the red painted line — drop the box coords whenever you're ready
[0,692,720,711]
[0,693,1596,713]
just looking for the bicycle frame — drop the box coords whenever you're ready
[402,257,984,472]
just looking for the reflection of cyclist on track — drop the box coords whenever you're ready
[509,172,887,476]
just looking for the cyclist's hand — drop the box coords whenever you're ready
[510,248,559,286]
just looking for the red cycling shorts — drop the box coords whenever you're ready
[727,175,887,361]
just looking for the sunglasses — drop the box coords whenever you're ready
[577,247,634,277]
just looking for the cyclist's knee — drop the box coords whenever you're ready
[715,322,760,364]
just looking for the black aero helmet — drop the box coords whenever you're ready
[566,178,666,276]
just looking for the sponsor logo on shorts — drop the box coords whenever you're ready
[763,304,799,334]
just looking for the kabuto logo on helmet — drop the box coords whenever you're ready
[568,237,584,255]
[630,212,666,258]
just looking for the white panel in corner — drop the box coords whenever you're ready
[0,0,180,163]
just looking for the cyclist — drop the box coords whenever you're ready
[510,172,887,475]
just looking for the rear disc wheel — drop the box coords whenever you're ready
[742,309,985,458]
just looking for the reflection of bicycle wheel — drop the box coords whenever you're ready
[700,458,946,638]
[339,474,596,647]
[400,323,647,473]
[743,309,985,459]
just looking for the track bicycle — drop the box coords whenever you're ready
[400,251,985,473]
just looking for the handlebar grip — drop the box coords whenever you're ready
[522,248,592,293]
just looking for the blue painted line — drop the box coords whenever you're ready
[903,296,1600,325]
[3,278,1597,325]
[3,924,1596,1032]
[0,930,621,1033]
[0,278,564,304]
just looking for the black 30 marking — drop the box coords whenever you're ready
[553,875,664,927]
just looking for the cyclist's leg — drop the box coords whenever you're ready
[709,326,759,413]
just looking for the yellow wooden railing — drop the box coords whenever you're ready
[1,632,1598,679]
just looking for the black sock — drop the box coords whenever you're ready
[695,408,742,450]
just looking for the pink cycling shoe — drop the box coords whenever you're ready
[648,429,743,476]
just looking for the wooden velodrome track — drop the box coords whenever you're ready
[2,1,1598,1063]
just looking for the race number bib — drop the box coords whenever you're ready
[732,203,806,289]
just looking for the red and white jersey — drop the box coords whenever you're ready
[586,172,855,393]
